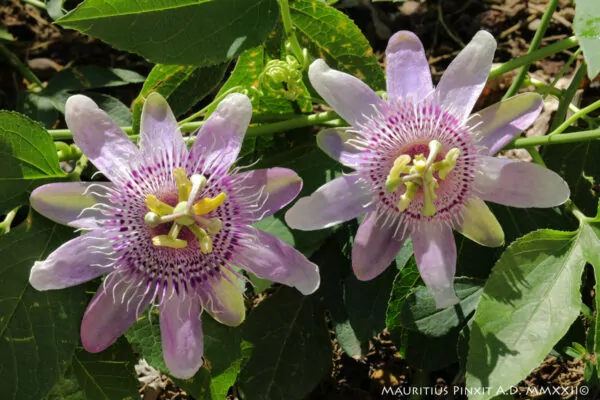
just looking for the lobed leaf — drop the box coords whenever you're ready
[57,0,279,66]
[0,111,67,214]
[0,213,88,399]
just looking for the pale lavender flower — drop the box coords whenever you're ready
[29,93,319,378]
[285,31,569,308]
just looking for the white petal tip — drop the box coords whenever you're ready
[386,30,423,53]
[29,261,50,291]
[65,94,98,115]
[433,289,460,309]
[294,263,321,295]
[168,362,203,380]
[473,30,497,48]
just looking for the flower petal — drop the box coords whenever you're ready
[197,268,245,327]
[232,168,302,220]
[471,93,543,155]
[316,128,366,168]
[352,212,408,281]
[232,227,320,295]
[66,95,139,180]
[29,233,112,291]
[474,156,570,208]
[188,93,252,173]
[435,31,496,121]
[30,182,114,229]
[285,175,374,230]
[160,291,204,379]
[455,197,504,247]
[308,59,385,127]
[385,31,433,101]
[139,92,187,159]
[81,272,153,352]
[411,223,459,309]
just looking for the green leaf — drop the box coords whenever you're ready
[545,139,600,217]
[72,338,139,400]
[57,0,279,66]
[0,213,88,399]
[574,0,600,78]
[17,92,59,128]
[0,111,67,214]
[125,310,167,372]
[45,66,145,96]
[466,229,587,400]
[398,277,483,337]
[576,206,600,365]
[45,0,66,20]
[238,287,331,400]
[386,258,421,329]
[131,63,228,134]
[290,0,385,90]
[405,328,461,372]
[45,368,83,400]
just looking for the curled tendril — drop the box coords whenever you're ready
[257,52,306,102]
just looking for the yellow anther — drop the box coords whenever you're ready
[426,140,442,166]
[434,148,461,179]
[193,192,227,215]
[173,167,192,201]
[152,235,188,249]
[188,224,213,254]
[145,194,174,216]
[398,181,419,212]
[197,216,223,235]
[386,154,412,192]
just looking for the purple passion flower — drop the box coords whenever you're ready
[29,93,320,378]
[285,31,569,308]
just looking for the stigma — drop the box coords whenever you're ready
[144,168,226,253]
[385,140,460,217]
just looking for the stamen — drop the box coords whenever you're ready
[434,148,460,179]
[193,193,227,215]
[173,168,192,201]
[194,216,223,235]
[152,235,188,249]
[188,225,213,254]
[145,194,173,216]
[398,181,418,212]
[385,154,412,192]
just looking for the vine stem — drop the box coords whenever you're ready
[505,128,600,149]
[277,0,306,67]
[502,0,559,99]
[49,111,342,141]
[488,36,578,80]
[22,0,47,9]
[549,99,600,136]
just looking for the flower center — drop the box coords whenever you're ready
[143,168,226,253]
[384,140,460,217]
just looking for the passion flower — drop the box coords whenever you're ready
[285,30,569,308]
[29,93,319,378]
